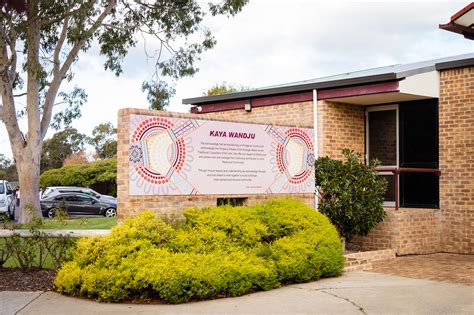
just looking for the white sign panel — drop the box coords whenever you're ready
[128,114,315,195]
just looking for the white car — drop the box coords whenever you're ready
[0,180,14,220]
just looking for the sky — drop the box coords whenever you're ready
[0,0,473,159]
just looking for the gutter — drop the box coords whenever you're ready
[435,58,474,71]
[183,73,399,105]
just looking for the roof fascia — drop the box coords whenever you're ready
[435,58,474,70]
[182,73,398,105]
[395,65,437,79]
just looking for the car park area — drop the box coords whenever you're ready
[40,191,117,218]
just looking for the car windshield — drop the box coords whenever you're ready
[0,183,4,194]
[43,188,53,195]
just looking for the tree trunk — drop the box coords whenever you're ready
[16,148,42,223]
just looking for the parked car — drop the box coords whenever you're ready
[42,186,116,203]
[40,192,117,218]
[0,180,14,220]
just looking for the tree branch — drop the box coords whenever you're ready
[41,4,86,27]
[6,27,17,85]
[53,15,69,76]
[40,0,117,139]
[0,22,23,151]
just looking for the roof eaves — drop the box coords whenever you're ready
[395,65,438,79]
[435,57,474,71]
[183,73,399,105]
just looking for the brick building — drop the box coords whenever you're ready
[180,54,474,255]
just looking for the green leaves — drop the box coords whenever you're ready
[315,149,387,242]
[40,158,117,196]
[87,122,117,159]
[51,87,88,130]
[141,80,175,111]
[55,199,344,303]
[40,128,87,172]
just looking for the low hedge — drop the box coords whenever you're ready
[55,199,344,303]
[40,158,117,196]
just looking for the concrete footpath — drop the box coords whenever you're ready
[1,271,473,315]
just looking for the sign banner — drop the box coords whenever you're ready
[128,114,315,195]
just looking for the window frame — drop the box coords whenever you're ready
[365,104,399,207]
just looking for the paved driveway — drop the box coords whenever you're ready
[1,271,472,315]
[372,253,474,286]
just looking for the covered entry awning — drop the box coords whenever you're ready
[317,71,438,105]
[439,3,474,40]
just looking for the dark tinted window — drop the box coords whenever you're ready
[76,196,91,202]
[400,100,438,168]
[0,183,4,194]
[368,110,397,165]
[65,196,81,202]
[398,99,439,208]
[400,173,439,208]
[67,195,92,202]
[380,175,395,202]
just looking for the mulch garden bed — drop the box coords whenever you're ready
[0,268,56,291]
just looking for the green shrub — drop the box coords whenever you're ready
[315,149,387,242]
[0,235,76,269]
[40,158,117,196]
[55,199,344,303]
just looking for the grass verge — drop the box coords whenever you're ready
[14,217,117,230]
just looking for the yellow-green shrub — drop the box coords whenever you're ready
[55,198,344,303]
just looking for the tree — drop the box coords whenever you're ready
[205,82,248,96]
[314,149,387,243]
[40,158,117,196]
[63,150,88,166]
[41,128,86,172]
[0,0,248,223]
[88,122,117,159]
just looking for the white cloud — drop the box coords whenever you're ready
[1,0,473,159]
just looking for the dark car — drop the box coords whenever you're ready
[42,186,116,203]
[41,192,117,218]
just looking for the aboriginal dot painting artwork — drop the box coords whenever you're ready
[128,114,315,195]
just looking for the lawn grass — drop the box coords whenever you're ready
[15,217,117,230]
[0,237,69,269]
[1,217,116,269]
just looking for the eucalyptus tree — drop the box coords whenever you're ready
[41,128,86,172]
[0,0,248,222]
[89,122,117,159]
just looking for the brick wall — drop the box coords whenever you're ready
[350,208,441,255]
[203,101,314,128]
[201,100,365,159]
[439,66,474,254]
[117,108,314,219]
[317,100,365,159]
[344,249,396,272]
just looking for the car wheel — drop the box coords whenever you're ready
[47,208,55,219]
[104,208,116,217]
